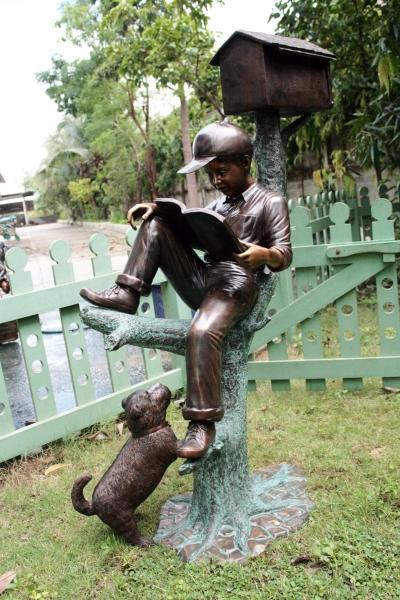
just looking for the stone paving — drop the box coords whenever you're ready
[156,463,314,563]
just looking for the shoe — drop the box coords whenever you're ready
[176,421,216,459]
[80,284,140,314]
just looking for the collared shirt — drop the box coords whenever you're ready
[206,182,292,272]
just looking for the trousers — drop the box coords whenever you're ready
[117,217,259,421]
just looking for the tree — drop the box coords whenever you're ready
[32,116,92,220]
[272,0,400,184]
[54,0,221,207]
[137,3,222,206]
[37,1,222,216]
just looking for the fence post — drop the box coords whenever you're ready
[265,278,291,391]
[6,247,57,421]
[123,229,165,381]
[329,203,363,390]
[372,199,400,390]
[50,239,96,406]
[88,233,132,391]
[291,206,325,391]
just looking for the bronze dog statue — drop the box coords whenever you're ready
[71,383,177,546]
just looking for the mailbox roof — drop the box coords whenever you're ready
[210,30,335,65]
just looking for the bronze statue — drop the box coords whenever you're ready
[80,120,292,460]
[71,383,177,546]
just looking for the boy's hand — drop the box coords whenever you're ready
[235,242,283,270]
[127,203,158,229]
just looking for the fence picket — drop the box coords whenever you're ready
[50,240,96,405]
[88,234,131,392]
[372,199,400,390]
[266,283,290,391]
[123,228,165,380]
[2,184,400,462]
[138,295,165,380]
[6,247,57,421]
[330,203,363,390]
[292,206,325,390]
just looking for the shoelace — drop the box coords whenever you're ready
[105,284,120,297]
[186,423,206,440]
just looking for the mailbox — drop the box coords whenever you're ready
[210,31,335,116]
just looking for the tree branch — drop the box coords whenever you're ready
[80,304,190,354]
[281,114,311,146]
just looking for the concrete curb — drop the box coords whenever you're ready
[57,219,130,236]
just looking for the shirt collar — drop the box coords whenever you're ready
[224,182,257,204]
[242,182,257,202]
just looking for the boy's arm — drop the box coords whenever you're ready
[235,194,292,271]
[262,194,292,271]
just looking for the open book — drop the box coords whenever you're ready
[148,198,245,261]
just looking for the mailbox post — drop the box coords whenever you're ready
[210,31,335,196]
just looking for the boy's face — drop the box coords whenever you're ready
[205,157,252,198]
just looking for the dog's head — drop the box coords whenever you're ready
[122,384,171,436]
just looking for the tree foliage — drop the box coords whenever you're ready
[273,0,400,184]
[35,0,221,217]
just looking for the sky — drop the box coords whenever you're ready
[0,0,277,192]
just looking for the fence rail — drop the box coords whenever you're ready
[1,185,400,462]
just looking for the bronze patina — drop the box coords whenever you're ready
[71,384,177,546]
[210,30,335,116]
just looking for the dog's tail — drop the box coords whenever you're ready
[71,473,95,516]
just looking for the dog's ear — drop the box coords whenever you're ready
[149,384,171,408]
[126,390,150,416]
[121,392,138,410]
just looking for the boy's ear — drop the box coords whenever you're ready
[241,155,252,171]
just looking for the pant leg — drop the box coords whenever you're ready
[183,261,259,422]
[117,216,206,310]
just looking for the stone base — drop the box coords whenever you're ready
[155,463,314,563]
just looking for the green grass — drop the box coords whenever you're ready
[1,379,399,600]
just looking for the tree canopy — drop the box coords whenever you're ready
[273,0,400,186]
[35,0,222,218]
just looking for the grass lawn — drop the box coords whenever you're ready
[1,377,399,600]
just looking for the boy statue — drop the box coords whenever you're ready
[80,120,292,459]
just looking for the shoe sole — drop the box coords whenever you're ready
[175,447,208,459]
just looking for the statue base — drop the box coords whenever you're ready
[155,463,314,563]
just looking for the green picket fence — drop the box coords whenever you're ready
[1,191,400,462]
[249,196,400,392]
[0,231,191,462]
[288,182,400,244]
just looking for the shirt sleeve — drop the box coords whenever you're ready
[264,195,292,272]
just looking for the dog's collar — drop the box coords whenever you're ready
[134,421,170,438]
